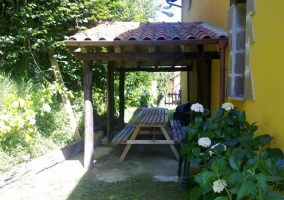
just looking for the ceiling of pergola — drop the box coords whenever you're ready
[65,22,228,70]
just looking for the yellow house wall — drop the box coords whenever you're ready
[182,0,284,150]
[182,0,229,30]
[232,1,284,149]
[180,71,188,104]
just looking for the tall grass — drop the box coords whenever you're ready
[0,73,14,104]
[0,73,81,174]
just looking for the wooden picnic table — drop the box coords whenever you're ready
[118,107,179,161]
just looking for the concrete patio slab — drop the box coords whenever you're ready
[0,139,184,199]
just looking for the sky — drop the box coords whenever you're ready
[157,0,182,22]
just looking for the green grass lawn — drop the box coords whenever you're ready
[167,109,175,121]
[68,174,190,200]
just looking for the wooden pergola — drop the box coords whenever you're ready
[64,22,228,169]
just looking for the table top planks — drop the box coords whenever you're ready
[133,108,168,127]
[139,107,168,115]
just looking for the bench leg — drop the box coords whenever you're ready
[119,144,132,162]
[182,154,190,190]
[178,153,183,177]
[119,127,141,162]
[160,127,179,161]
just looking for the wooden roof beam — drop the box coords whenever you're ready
[116,66,192,72]
[80,47,93,53]
[73,52,220,61]
[171,60,178,67]
[114,46,127,53]
[148,46,156,53]
[65,39,227,49]
[180,45,190,52]
[154,61,159,68]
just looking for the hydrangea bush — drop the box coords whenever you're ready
[182,103,284,200]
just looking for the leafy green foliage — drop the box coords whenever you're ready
[0,93,36,151]
[182,103,284,200]
[0,74,75,174]
[155,72,174,106]
[0,0,164,115]
[124,71,156,108]
[0,0,162,78]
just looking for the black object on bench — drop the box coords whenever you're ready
[169,101,191,145]
[170,101,191,129]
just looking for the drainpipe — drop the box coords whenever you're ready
[219,40,228,107]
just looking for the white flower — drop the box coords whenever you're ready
[14,116,25,128]
[0,121,11,132]
[19,98,25,108]
[11,101,19,108]
[213,179,227,193]
[29,117,36,125]
[198,137,211,148]
[221,102,234,111]
[191,103,204,113]
[42,104,51,113]
[209,143,227,156]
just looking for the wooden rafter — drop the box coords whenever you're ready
[116,66,192,72]
[73,52,220,62]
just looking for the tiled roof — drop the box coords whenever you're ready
[67,21,227,42]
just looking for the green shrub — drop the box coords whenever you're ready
[0,74,80,174]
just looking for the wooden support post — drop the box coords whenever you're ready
[187,67,190,102]
[83,60,94,170]
[107,62,115,143]
[118,71,125,130]
[219,40,228,107]
[207,60,212,110]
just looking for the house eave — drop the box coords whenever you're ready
[65,38,227,50]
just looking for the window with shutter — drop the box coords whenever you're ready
[227,0,256,100]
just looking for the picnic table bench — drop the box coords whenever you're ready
[112,122,135,144]
[112,107,182,161]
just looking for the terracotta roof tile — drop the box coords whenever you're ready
[67,22,227,42]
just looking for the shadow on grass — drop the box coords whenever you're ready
[67,174,190,200]
[66,140,191,200]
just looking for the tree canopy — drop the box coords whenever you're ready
[0,0,162,79]
[1,0,177,114]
